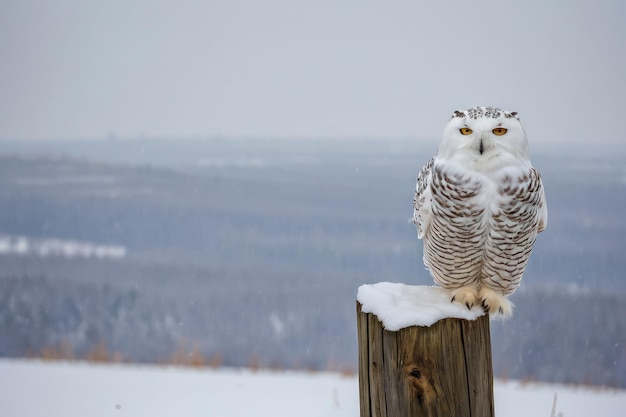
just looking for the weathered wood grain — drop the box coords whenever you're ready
[357,302,494,417]
[357,302,371,417]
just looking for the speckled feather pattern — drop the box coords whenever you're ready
[412,106,547,316]
[419,163,544,295]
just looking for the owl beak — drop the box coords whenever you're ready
[476,132,491,155]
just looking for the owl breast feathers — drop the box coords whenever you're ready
[412,106,547,317]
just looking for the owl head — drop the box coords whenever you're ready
[438,106,530,168]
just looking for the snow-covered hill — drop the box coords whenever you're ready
[1,142,625,387]
[0,234,126,259]
[1,359,624,417]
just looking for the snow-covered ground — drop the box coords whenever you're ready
[1,359,624,417]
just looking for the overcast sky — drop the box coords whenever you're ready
[1,0,624,142]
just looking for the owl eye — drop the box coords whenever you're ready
[459,127,473,135]
[492,127,508,136]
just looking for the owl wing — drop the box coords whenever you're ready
[411,157,434,239]
[533,167,548,233]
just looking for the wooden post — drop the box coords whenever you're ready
[357,301,494,417]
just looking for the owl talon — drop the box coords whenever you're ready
[449,287,479,311]
[479,287,513,318]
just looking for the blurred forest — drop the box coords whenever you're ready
[0,138,624,387]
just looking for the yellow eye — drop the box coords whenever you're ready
[492,127,508,136]
[459,127,473,135]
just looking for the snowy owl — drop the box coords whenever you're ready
[411,106,547,317]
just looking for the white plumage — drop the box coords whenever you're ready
[412,106,547,317]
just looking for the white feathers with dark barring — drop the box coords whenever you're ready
[412,106,547,317]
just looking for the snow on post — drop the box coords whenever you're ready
[356,282,494,417]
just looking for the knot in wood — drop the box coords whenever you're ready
[409,368,421,379]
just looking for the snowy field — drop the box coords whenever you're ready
[1,359,624,417]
